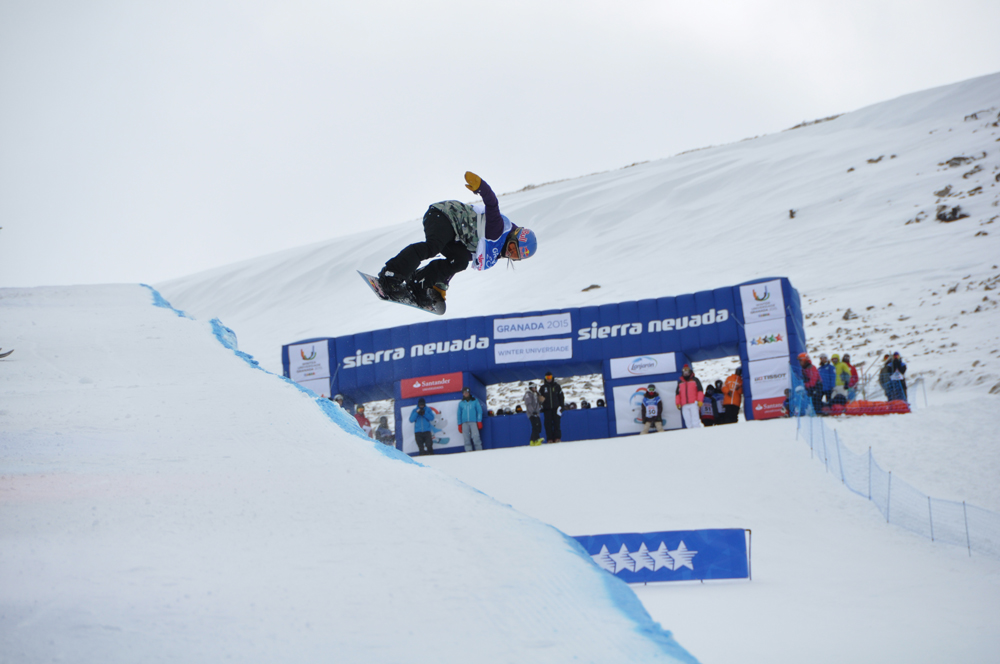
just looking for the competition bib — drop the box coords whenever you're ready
[472,213,514,271]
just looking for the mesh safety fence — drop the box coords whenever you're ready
[790,364,1000,558]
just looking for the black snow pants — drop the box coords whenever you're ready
[384,207,471,288]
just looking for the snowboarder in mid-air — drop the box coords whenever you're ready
[376,171,537,309]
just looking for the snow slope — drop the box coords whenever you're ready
[160,73,1000,393]
[4,73,1000,663]
[158,73,1000,508]
[0,285,696,663]
[419,423,1000,664]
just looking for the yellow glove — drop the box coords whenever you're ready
[464,171,482,193]
[697,402,703,408]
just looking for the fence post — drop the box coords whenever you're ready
[928,496,935,541]
[886,471,892,523]
[963,501,972,557]
[835,430,845,483]
[821,422,829,472]
[808,417,814,458]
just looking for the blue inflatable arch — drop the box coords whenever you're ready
[283,277,806,455]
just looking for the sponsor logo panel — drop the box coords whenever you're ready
[400,400,463,455]
[609,352,677,379]
[748,356,792,404]
[296,377,331,399]
[494,338,573,365]
[611,382,681,434]
[744,319,791,362]
[493,313,572,340]
[289,342,330,382]
[752,397,786,420]
[739,279,785,323]
[400,372,464,399]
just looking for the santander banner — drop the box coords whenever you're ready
[400,372,464,399]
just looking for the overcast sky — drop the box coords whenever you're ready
[2,0,998,287]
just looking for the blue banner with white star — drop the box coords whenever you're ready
[573,529,749,582]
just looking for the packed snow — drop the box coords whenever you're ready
[4,73,1000,662]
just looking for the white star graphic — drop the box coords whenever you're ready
[669,541,698,570]
[591,544,617,573]
[632,542,655,572]
[651,542,676,571]
[609,544,636,574]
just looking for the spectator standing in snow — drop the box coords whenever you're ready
[457,387,484,452]
[538,371,565,443]
[675,365,704,429]
[523,383,543,446]
[886,352,908,401]
[409,398,435,455]
[700,384,717,426]
[331,394,348,411]
[640,384,665,434]
[581,399,591,409]
[878,354,893,399]
[596,398,606,408]
[799,353,823,415]
[721,367,743,424]
[711,386,725,423]
[842,354,860,400]
[374,416,394,446]
[781,389,792,417]
[354,405,373,438]
[830,354,851,406]
[818,354,836,407]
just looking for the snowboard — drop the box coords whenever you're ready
[0,349,13,359]
[358,271,446,316]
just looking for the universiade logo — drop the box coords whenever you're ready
[753,286,770,302]
[300,347,317,361]
[749,334,783,346]
[592,541,697,574]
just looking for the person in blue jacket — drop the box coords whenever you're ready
[818,353,836,408]
[457,387,484,452]
[409,398,434,456]
[378,172,538,307]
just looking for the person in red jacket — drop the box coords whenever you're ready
[354,404,373,438]
[675,364,704,429]
[798,353,823,416]
[842,353,860,400]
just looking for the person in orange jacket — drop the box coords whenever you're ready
[674,364,704,429]
[721,367,743,424]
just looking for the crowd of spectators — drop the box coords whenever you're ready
[793,351,907,416]
[334,351,909,448]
